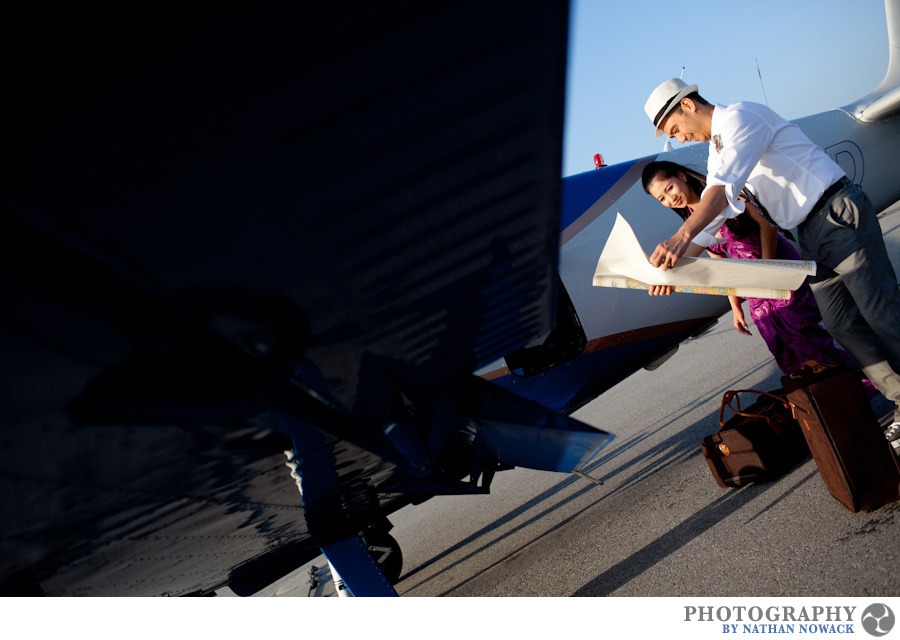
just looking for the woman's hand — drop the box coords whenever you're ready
[732,308,752,335]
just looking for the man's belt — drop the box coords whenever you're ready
[812,177,851,212]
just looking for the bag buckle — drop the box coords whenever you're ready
[718,443,730,456]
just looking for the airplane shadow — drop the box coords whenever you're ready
[398,357,785,594]
[570,468,819,597]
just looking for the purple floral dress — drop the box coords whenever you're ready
[708,225,871,380]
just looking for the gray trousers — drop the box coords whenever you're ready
[798,182,900,422]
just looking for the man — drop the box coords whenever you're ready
[643,77,900,435]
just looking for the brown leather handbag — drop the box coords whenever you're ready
[701,388,809,488]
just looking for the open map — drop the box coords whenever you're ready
[593,213,816,300]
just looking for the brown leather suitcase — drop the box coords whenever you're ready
[701,389,809,488]
[782,362,900,512]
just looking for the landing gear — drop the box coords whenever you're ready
[323,528,403,596]
[361,528,403,585]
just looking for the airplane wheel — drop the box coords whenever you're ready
[362,529,403,585]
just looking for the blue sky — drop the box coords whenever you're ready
[562,0,890,176]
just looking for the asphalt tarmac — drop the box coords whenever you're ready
[242,201,900,598]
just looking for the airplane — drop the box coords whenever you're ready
[2,0,899,599]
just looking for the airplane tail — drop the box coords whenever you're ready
[846,0,900,121]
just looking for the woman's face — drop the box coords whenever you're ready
[647,172,694,209]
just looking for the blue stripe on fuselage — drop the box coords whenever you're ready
[560,160,637,233]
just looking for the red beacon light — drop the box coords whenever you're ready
[593,153,606,169]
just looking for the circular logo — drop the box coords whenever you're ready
[862,604,896,637]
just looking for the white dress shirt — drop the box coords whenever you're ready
[693,102,846,247]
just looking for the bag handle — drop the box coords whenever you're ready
[787,360,835,378]
[719,389,792,435]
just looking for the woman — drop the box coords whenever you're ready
[641,160,876,384]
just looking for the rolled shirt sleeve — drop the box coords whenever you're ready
[693,227,721,248]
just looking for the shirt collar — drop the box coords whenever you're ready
[710,104,728,134]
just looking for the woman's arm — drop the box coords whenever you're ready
[743,199,777,260]
[707,248,751,335]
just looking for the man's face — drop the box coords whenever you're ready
[659,101,710,144]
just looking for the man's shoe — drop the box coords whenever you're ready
[885,421,900,449]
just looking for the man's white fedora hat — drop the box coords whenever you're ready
[644,78,698,137]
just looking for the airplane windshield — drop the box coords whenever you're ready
[503,280,585,377]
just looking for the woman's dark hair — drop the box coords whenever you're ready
[641,160,755,237]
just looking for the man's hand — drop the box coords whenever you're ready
[648,285,673,296]
[650,230,691,270]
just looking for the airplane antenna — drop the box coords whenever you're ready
[680,67,685,79]
[755,58,770,107]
